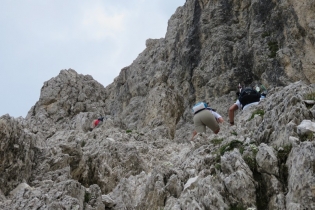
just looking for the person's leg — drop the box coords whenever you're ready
[199,110,220,134]
[213,128,220,134]
[193,113,206,133]
[191,130,197,140]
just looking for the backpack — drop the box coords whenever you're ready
[238,87,261,109]
[192,102,208,114]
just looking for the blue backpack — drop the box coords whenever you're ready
[192,102,208,114]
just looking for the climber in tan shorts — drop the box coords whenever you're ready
[191,102,224,140]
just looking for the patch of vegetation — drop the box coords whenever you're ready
[229,204,246,210]
[213,152,221,164]
[243,155,257,172]
[84,192,91,203]
[243,144,259,171]
[277,145,292,162]
[277,145,292,193]
[230,130,238,136]
[242,145,268,210]
[280,163,289,186]
[126,130,132,133]
[239,146,245,155]
[211,138,224,145]
[136,131,144,136]
[243,144,269,210]
[162,162,173,168]
[304,92,315,100]
[261,31,271,38]
[215,163,221,171]
[254,171,269,210]
[300,132,314,142]
[81,140,86,147]
[248,109,265,121]
[220,140,244,156]
[305,104,314,109]
[268,41,279,58]
[304,92,315,108]
[250,144,259,156]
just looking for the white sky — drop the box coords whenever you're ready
[0,0,186,118]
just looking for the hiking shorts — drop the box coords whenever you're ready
[193,109,219,133]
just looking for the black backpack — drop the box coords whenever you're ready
[239,87,261,109]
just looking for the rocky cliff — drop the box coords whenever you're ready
[1,0,315,209]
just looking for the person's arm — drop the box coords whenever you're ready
[217,117,224,123]
[191,130,197,141]
[228,104,239,125]
[211,111,224,123]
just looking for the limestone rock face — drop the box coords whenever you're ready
[102,0,315,139]
[286,142,315,210]
[0,115,35,196]
[1,78,315,210]
[25,69,107,138]
[256,143,279,176]
[1,0,315,209]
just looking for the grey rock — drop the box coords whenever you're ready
[297,120,315,136]
[303,100,315,105]
[101,195,115,208]
[286,142,315,209]
[221,150,256,207]
[1,0,315,209]
[256,143,279,176]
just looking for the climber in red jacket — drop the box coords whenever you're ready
[92,117,104,129]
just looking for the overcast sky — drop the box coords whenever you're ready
[0,0,186,118]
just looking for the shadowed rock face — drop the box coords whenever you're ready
[1,0,315,209]
[0,115,35,196]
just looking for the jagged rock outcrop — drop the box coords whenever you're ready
[103,0,315,139]
[25,69,107,138]
[0,115,35,196]
[1,0,315,209]
[1,77,315,210]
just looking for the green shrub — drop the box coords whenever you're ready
[84,192,91,203]
[230,130,238,136]
[220,140,243,156]
[211,138,223,145]
[215,163,221,171]
[135,131,144,135]
[213,153,221,164]
[268,41,279,58]
[243,155,257,171]
[277,145,292,188]
[250,144,259,156]
[261,31,271,38]
[300,132,314,142]
[277,145,292,162]
[126,130,132,133]
[239,146,245,155]
[229,204,246,210]
[248,109,265,121]
[243,144,259,171]
[304,92,315,100]
[81,141,86,147]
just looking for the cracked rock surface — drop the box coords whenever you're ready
[1,0,315,209]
